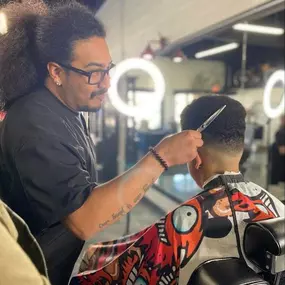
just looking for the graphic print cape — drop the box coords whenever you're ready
[70,175,285,285]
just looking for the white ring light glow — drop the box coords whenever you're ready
[108,58,165,118]
[263,70,285,119]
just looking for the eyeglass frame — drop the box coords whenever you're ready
[58,62,116,86]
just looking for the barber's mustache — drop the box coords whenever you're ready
[90,88,108,99]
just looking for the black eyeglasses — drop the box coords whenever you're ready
[58,62,115,85]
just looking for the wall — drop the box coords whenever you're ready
[98,0,270,62]
[232,88,284,145]
[110,57,284,137]
[142,57,226,127]
[134,57,226,91]
[116,57,226,127]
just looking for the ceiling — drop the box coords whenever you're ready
[44,0,106,11]
[0,0,107,11]
[181,9,284,73]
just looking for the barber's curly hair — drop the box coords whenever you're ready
[0,0,105,110]
[181,95,246,152]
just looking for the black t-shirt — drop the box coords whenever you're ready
[276,128,285,146]
[0,88,98,285]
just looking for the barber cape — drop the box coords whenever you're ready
[70,174,285,285]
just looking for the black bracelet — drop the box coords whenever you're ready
[149,147,169,171]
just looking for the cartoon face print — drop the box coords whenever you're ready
[201,189,233,238]
[119,246,149,284]
[212,197,231,217]
[134,277,148,285]
[155,189,235,269]
[251,188,279,218]
[155,264,178,285]
[79,229,148,273]
[131,225,179,284]
[160,198,204,268]
[232,191,277,222]
[231,182,279,219]
[172,205,199,234]
[203,187,231,218]
[74,184,279,284]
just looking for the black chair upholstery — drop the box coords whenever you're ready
[244,217,285,274]
[188,217,285,285]
[188,258,269,285]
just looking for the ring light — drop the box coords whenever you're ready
[263,70,285,119]
[108,58,165,118]
[0,12,8,35]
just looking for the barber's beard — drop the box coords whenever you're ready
[90,88,108,99]
[78,88,108,112]
[79,106,101,112]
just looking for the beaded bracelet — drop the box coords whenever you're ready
[149,147,169,171]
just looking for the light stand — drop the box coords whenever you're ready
[266,118,272,191]
[124,76,137,236]
[109,57,166,237]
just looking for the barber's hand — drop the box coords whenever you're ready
[278,146,285,155]
[155,130,203,167]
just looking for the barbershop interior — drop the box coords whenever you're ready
[91,1,285,236]
[0,0,285,284]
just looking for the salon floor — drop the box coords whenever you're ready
[87,149,284,245]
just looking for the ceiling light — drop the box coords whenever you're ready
[195,43,239,59]
[172,50,185,63]
[0,12,8,35]
[0,111,6,121]
[141,44,154,60]
[233,23,284,35]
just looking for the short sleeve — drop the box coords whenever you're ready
[276,129,285,146]
[14,136,96,226]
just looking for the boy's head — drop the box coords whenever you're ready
[181,95,246,187]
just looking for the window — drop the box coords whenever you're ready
[174,93,195,129]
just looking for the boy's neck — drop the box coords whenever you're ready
[201,164,240,187]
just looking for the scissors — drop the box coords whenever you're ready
[197,105,226,132]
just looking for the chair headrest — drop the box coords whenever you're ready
[188,258,269,285]
[244,217,285,256]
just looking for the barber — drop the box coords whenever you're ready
[0,2,203,285]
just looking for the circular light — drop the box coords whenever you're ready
[108,58,165,118]
[263,70,285,119]
[0,12,8,35]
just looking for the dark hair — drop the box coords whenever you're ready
[0,0,106,110]
[181,95,246,153]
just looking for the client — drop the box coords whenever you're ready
[0,200,50,284]
[70,96,285,285]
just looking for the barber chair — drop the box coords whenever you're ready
[244,217,285,284]
[188,217,285,285]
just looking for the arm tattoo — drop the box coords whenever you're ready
[98,207,127,230]
[99,219,110,229]
[98,178,156,230]
[111,207,126,221]
[143,177,156,193]
[134,193,142,203]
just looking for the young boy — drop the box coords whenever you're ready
[71,96,284,285]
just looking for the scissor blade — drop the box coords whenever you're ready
[197,105,226,132]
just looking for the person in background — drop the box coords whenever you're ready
[0,199,51,285]
[276,115,285,155]
[69,96,284,284]
[270,114,285,184]
[0,1,203,284]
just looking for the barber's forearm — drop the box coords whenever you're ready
[278,146,285,155]
[65,130,203,239]
[65,152,164,240]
